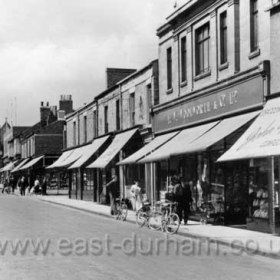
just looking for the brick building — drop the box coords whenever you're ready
[10,96,73,187]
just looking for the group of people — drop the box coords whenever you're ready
[1,175,47,196]
[104,173,193,225]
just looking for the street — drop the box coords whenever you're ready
[0,194,279,280]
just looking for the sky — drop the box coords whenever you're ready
[0,0,179,126]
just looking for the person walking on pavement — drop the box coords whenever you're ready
[105,175,119,215]
[175,177,193,225]
[20,176,28,196]
[41,176,47,195]
[130,180,142,212]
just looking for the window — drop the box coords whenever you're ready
[181,37,187,82]
[167,47,172,90]
[93,110,97,138]
[104,106,108,133]
[129,93,135,127]
[73,121,76,146]
[146,84,152,124]
[116,99,120,131]
[196,23,210,75]
[83,115,87,142]
[220,11,227,64]
[250,0,258,52]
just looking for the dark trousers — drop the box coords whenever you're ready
[20,187,26,196]
[177,202,190,224]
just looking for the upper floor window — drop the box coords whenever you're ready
[93,110,98,138]
[73,121,77,146]
[167,47,172,90]
[83,115,87,142]
[250,0,258,52]
[146,84,152,124]
[129,93,135,127]
[116,99,120,131]
[104,106,108,134]
[195,23,210,75]
[220,11,227,65]
[180,36,187,82]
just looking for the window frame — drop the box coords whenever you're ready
[180,36,187,83]
[220,11,228,65]
[166,47,173,90]
[116,99,120,131]
[195,23,210,76]
[250,0,258,53]
[129,92,135,127]
[104,105,108,134]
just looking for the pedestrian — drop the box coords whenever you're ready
[41,176,47,195]
[20,176,28,196]
[175,179,193,225]
[1,178,10,194]
[130,180,142,211]
[105,175,119,215]
[34,176,41,194]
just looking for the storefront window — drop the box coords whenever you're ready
[71,171,77,191]
[248,158,269,220]
[86,170,94,191]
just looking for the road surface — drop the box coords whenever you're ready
[0,194,279,280]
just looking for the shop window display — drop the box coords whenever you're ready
[248,159,269,220]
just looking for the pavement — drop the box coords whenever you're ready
[17,193,280,259]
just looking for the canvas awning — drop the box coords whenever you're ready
[11,158,31,173]
[1,161,18,172]
[47,149,75,169]
[218,98,280,161]
[117,131,179,165]
[172,111,260,156]
[57,145,89,168]
[87,128,138,169]
[139,122,218,163]
[68,135,110,169]
[19,156,44,170]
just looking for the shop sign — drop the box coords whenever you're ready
[154,76,264,133]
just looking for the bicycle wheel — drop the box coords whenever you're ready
[136,209,147,228]
[148,211,162,231]
[120,204,128,221]
[165,213,180,234]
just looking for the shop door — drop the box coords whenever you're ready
[224,161,249,225]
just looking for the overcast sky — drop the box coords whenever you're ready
[0,0,178,126]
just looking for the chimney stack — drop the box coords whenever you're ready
[59,95,73,115]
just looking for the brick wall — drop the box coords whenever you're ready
[35,135,63,156]
[106,68,136,89]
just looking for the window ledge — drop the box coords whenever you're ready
[194,70,211,81]
[248,48,261,60]
[218,61,229,71]
[166,88,173,94]
[180,80,188,88]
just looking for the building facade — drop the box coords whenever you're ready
[133,0,280,233]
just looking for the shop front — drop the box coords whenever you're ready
[68,135,110,202]
[218,96,280,234]
[139,74,265,226]
[86,128,141,205]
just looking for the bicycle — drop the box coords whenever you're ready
[114,198,128,221]
[136,201,163,231]
[160,200,180,234]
